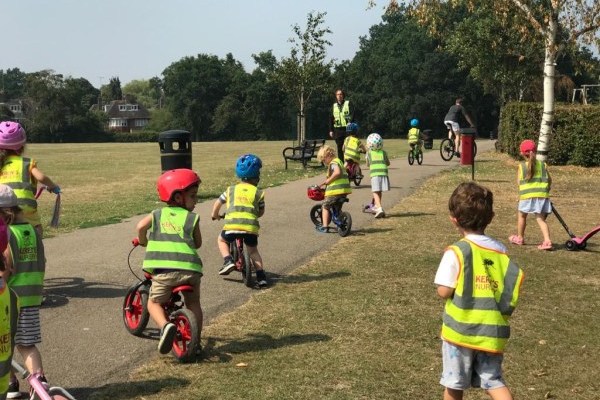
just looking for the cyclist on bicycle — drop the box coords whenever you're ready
[407,118,422,152]
[211,154,268,287]
[136,169,203,355]
[342,122,366,175]
[315,145,352,232]
[443,97,476,157]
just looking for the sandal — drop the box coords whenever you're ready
[508,235,524,245]
[537,241,553,250]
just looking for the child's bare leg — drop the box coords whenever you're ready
[322,205,331,227]
[217,235,231,258]
[183,292,203,336]
[148,299,168,328]
[443,387,463,400]
[373,191,383,209]
[517,211,527,239]
[535,213,551,243]
[486,386,513,400]
[455,133,461,153]
[17,345,43,374]
[246,245,264,271]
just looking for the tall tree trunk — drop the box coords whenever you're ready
[537,19,558,162]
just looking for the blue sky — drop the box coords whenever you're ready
[4,1,384,87]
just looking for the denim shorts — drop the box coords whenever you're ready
[440,340,507,391]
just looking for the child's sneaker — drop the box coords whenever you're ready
[158,322,177,354]
[256,270,268,287]
[219,260,236,275]
[374,207,385,218]
[7,380,20,399]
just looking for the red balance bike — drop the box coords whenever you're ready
[122,238,200,362]
[345,160,363,186]
[552,203,600,251]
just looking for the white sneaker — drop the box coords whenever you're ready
[374,207,385,218]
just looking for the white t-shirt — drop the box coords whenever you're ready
[434,234,507,288]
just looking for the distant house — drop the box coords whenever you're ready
[91,100,151,132]
[0,100,24,121]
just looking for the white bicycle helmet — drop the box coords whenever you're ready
[367,133,383,150]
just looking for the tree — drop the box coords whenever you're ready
[276,11,334,143]
[403,0,600,160]
[100,77,123,104]
[0,68,27,102]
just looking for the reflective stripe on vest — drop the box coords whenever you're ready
[7,224,45,307]
[408,127,420,143]
[344,136,361,162]
[0,156,37,211]
[441,239,524,353]
[519,160,549,199]
[325,158,352,197]
[143,207,202,274]
[0,286,18,394]
[368,150,388,177]
[332,101,350,128]
[223,183,263,234]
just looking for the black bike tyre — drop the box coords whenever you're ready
[440,139,454,161]
[170,308,199,363]
[337,211,352,237]
[123,283,150,336]
[417,150,423,165]
[242,247,254,288]
[473,141,478,157]
[408,151,414,165]
[353,176,362,186]
[310,204,323,226]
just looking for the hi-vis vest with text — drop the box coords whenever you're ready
[325,158,352,197]
[332,101,351,128]
[0,282,18,397]
[519,160,549,200]
[368,150,388,177]
[8,223,45,307]
[408,127,421,143]
[0,155,37,213]
[223,183,263,235]
[441,239,524,353]
[142,207,202,274]
[343,136,361,162]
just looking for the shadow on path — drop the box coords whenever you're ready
[83,378,189,400]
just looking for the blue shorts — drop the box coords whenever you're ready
[440,341,507,391]
[220,232,258,247]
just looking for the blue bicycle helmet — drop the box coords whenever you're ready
[410,118,419,127]
[236,154,262,179]
[346,122,359,133]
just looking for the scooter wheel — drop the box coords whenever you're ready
[565,240,578,251]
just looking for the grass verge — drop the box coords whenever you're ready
[90,150,600,399]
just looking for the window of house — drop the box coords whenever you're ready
[9,105,21,112]
[135,119,148,127]
[119,105,127,111]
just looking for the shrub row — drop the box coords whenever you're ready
[498,102,600,166]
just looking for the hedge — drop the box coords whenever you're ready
[497,102,600,166]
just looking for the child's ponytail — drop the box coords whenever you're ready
[525,151,536,181]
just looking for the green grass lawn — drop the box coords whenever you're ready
[88,149,600,399]
[27,139,409,236]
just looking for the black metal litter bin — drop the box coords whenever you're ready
[422,129,433,149]
[158,130,192,172]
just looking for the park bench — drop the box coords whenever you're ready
[282,139,326,169]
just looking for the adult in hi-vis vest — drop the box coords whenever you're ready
[136,169,204,355]
[435,182,524,400]
[329,89,356,160]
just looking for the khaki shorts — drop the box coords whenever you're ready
[149,270,202,304]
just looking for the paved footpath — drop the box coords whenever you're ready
[36,141,494,398]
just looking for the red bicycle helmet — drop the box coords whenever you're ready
[157,169,201,202]
[519,139,536,156]
[307,185,325,201]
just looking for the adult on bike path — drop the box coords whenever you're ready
[443,97,477,157]
[37,140,495,398]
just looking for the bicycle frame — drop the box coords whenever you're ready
[12,360,76,400]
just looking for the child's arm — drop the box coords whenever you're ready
[136,214,152,247]
[31,166,60,193]
[384,151,390,166]
[211,198,224,220]
[192,219,202,249]
[436,285,455,299]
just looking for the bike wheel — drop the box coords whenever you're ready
[242,247,255,288]
[353,175,362,186]
[310,204,323,226]
[408,150,414,165]
[123,282,150,336]
[337,211,352,237]
[417,150,423,165]
[473,141,478,157]
[440,139,454,161]
[170,308,199,363]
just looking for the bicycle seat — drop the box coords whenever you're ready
[172,284,194,294]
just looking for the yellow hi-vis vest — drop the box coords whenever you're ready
[8,223,45,307]
[343,136,361,162]
[368,150,388,177]
[0,155,37,214]
[142,207,203,274]
[223,183,264,235]
[519,160,550,200]
[325,158,352,197]
[408,127,421,144]
[441,239,524,353]
[0,282,18,397]
[332,101,351,128]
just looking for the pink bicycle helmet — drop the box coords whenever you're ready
[519,139,536,156]
[157,169,201,202]
[0,121,26,151]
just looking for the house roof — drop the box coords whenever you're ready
[92,100,151,119]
